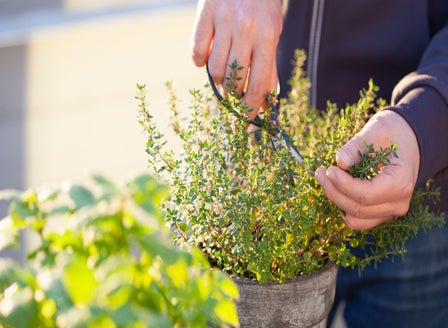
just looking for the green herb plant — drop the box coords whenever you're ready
[138,50,444,284]
[0,174,239,328]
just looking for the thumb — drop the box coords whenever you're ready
[336,137,366,171]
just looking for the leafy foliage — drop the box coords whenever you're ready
[348,141,398,180]
[138,50,444,284]
[0,174,239,328]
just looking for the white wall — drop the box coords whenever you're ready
[0,1,204,201]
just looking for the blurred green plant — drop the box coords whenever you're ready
[0,174,239,328]
[138,50,445,284]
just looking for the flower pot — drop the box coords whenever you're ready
[234,261,337,328]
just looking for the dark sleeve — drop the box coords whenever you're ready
[386,22,448,187]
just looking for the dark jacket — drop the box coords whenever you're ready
[277,0,448,211]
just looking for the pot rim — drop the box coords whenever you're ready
[232,260,337,286]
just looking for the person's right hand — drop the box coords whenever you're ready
[190,0,283,119]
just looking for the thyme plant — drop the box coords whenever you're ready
[138,50,444,283]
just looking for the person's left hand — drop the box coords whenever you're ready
[315,110,420,230]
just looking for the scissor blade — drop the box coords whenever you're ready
[270,133,304,166]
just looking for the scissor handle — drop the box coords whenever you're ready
[206,63,271,128]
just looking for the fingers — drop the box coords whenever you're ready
[336,136,366,171]
[207,26,233,85]
[191,0,283,117]
[315,165,414,230]
[242,48,279,118]
[221,34,252,94]
[318,110,421,230]
[190,0,215,67]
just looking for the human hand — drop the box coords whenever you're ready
[190,0,283,119]
[315,110,420,230]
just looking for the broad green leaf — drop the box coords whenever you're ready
[92,174,119,196]
[166,260,188,288]
[193,272,212,302]
[0,285,39,328]
[105,283,134,310]
[44,276,73,313]
[40,299,57,321]
[128,174,168,217]
[134,233,178,264]
[216,273,239,299]
[9,201,36,229]
[107,303,140,327]
[68,184,95,210]
[213,298,239,327]
[63,254,97,305]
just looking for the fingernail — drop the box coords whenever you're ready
[325,166,340,181]
[314,167,325,184]
[336,149,349,168]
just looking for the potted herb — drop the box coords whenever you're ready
[137,50,444,327]
[0,174,239,327]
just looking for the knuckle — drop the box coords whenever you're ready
[357,191,373,206]
[235,13,254,36]
[208,65,224,85]
[394,203,410,217]
[344,218,364,231]
[344,216,378,231]
[401,183,414,199]
[247,85,265,99]
[258,27,278,44]
[216,5,233,24]
[191,48,206,67]
[351,204,367,220]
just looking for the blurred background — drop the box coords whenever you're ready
[0,0,204,218]
[0,3,347,326]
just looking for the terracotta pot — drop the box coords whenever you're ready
[234,261,337,328]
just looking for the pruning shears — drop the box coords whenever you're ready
[206,64,304,186]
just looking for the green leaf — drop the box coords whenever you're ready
[0,217,19,251]
[47,205,72,217]
[63,254,97,305]
[216,273,239,299]
[36,186,59,203]
[108,303,140,327]
[128,174,169,217]
[213,298,239,327]
[9,201,36,229]
[179,222,190,233]
[0,285,39,328]
[43,276,73,313]
[134,232,178,264]
[166,260,189,288]
[68,184,95,210]
[0,189,22,202]
[0,258,18,291]
[114,304,171,328]
[92,174,119,196]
